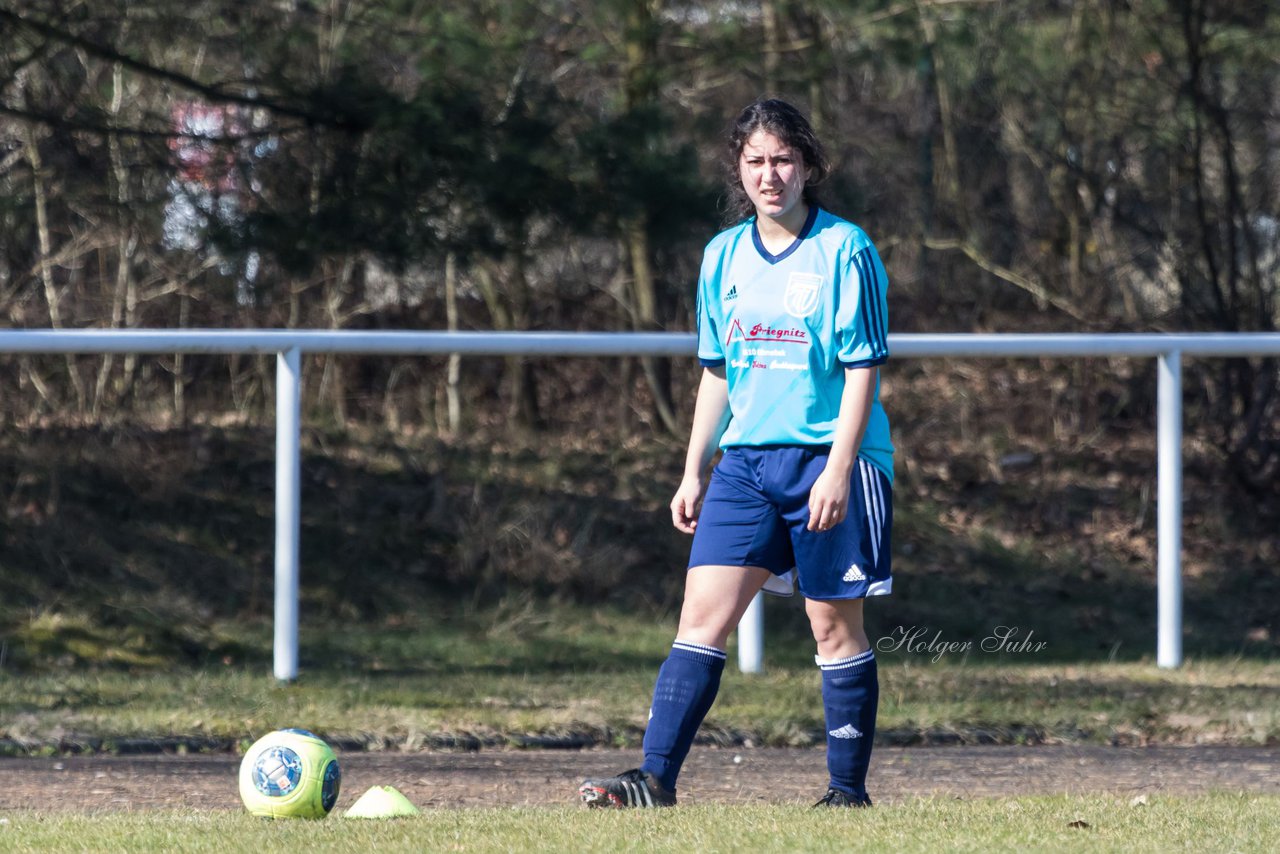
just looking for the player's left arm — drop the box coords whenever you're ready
[810,240,889,532]
[807,366,876,532]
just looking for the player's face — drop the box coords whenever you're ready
[738,130,811,226]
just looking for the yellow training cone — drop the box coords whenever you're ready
[342,785,421,818]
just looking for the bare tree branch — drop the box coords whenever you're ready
[0,101,304,142]
[924,236,1089,322]
[0,6,362,129]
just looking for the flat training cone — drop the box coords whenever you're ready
[342,785,421,818]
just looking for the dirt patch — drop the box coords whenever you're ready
[2,746,1277,812]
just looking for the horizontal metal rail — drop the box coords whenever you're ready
[4,329,1278,678]
[0,329,698,356]
[4,329,1280,357]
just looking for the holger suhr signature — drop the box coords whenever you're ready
[876,625,1048,662]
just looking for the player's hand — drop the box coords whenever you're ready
[670,476,705,534]
[807,466,851,532]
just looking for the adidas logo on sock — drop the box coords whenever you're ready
[724,285,738,301]
[842,563,866,582]
[828,724,863,739]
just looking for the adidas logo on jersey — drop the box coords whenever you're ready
[724,285,738,301]
[842,563,866,582]
[828,724,863,739]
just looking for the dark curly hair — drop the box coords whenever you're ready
[722,99,831,225]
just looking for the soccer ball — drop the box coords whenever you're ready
[238,728,341,819]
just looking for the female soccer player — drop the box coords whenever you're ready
[579,98,893,809]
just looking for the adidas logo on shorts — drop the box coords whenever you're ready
[842,563,866,582]
[828,724,863,739]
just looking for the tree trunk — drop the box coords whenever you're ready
[24,124,86,413]
[917,3,963,231]
[173,291,189,426]
[505,252,540,429]
[475,259,541,431]
[625,219,680,435]
[622,0,680,436]
[318,256,355,426]
[445,251,462,434]
[762,0,780,94]
[94,63,135,417]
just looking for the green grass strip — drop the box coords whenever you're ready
[2,605,1278,750]
[1,795,1278,853]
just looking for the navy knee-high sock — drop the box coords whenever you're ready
[640,640,726,792]
[819,650,878,799]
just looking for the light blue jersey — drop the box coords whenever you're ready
[696,206,894,482]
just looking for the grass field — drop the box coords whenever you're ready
[2,424,1277,850]
[2,795,1277,853]
[2,602,1278,753]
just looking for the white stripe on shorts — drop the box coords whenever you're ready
[859,459,885,567]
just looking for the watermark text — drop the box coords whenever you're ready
[876,625,1047,662]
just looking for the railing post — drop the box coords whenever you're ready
[274,347,302,681]
[1157,351,1183,668]
[737,591,765,673]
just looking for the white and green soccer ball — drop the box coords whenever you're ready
[238,728,341,819]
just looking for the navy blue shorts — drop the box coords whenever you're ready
[687,446,892,600]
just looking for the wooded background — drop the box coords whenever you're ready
[1,0,1276,491]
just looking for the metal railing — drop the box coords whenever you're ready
[4,329,1279,677]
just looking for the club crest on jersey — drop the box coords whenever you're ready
[783,272,823,318]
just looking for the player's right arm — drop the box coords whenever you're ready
[671,365,730,534]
